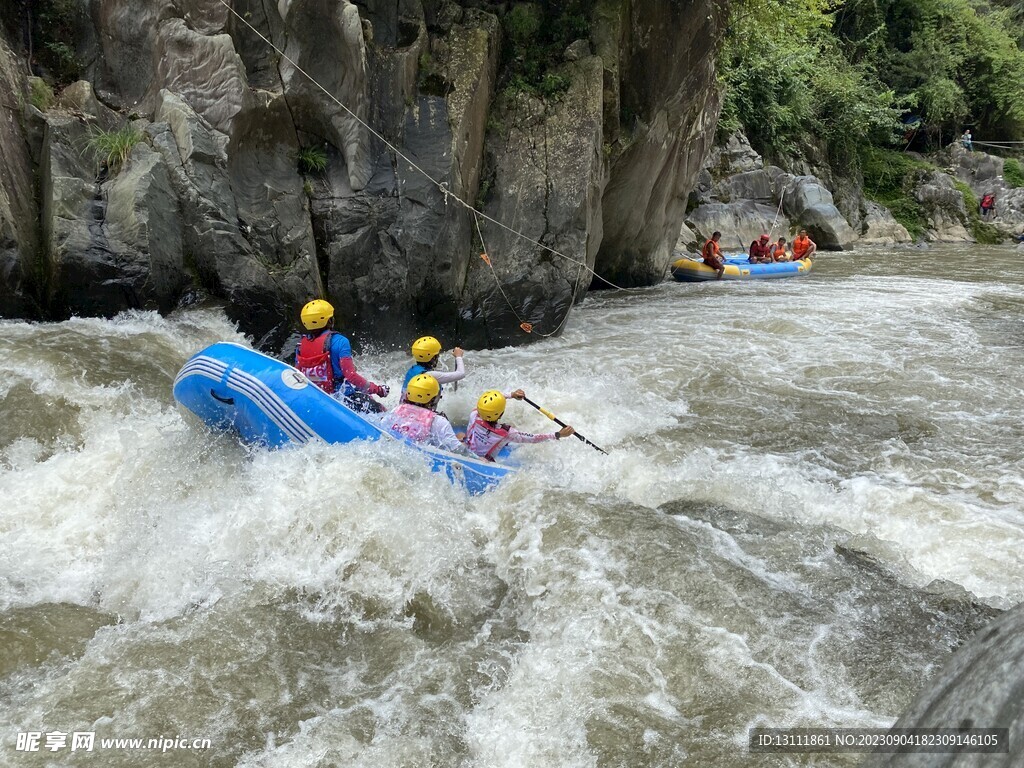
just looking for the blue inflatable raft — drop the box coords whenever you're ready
[671,255,813,282]
[172,342,515,495]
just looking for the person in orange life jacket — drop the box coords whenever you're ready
[294,299,389,413]
[380,374,465,453]
[748,233,772,264]
[702,231,725,278]
[403,336,466,394]
[772,236,791,262]
[792,230,817,260]
[465,389,574,461]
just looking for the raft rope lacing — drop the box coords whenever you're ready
[215,0,626,336]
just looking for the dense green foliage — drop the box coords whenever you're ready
[499,1,588,99]
[835,0,1024,141]
[1004,158,1024,187]
[31,0,83,84]
[718,0,902,169]
[860,147,931,237]
[721,0,1024,162]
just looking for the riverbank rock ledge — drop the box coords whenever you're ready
[862,602,1024,768]
[684,132,897,251]
[0,0,725,349]
[680,130,1024,252]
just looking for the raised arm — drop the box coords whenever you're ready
[431,353,465,385]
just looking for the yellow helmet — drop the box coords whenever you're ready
[477,390,506,422]
[406,374,440,405]
[411,335,442,363]
[300,299,334,330]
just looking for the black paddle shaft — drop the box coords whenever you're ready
[521,397,608,455]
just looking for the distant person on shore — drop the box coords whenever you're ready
[792,230,817,260]
[748,233,772,263]
[772,237,791,262]
[702,231,726,278]
[961,130,973,151]
[980,193,996,220]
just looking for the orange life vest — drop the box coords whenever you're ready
[702,239,721,262]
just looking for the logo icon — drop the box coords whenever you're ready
[281,370,309,390]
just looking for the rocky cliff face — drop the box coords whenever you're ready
[0,0,725,349]
[0,38,39,318]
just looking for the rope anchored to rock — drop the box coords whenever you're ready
[215,0,624,337]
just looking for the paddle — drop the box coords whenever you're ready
[521,396,608,455]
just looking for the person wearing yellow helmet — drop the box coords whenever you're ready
[379,374,465,453]
[294,299,390,413]
[465,389,574,461]
[403,336,466,395]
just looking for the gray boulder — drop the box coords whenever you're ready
[146,19,253,136]
[943,144,1005,196]
[40,113,107,315]
[674,222,698,253]
[685,201,791,252]
[714,169,776,204]
[149,90,297,342]
[92,0,174,108]
[705,130,763,176]
[278,0,373,190]
[688,168,715,209]
[859,201,913,245]
[228,0,289,91]
[42,107,188,317]
[914,171,972,242]
[227,92,323,343]
[102,142,187,312]
[994,189,1024,235]
[861,603,1024,768]
[56,81,122,132]
[313,10,501,346]
[781,176,857,249]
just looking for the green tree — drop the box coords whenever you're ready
[719,0,899,168]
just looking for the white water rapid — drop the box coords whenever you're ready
[2,246,1022,767]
